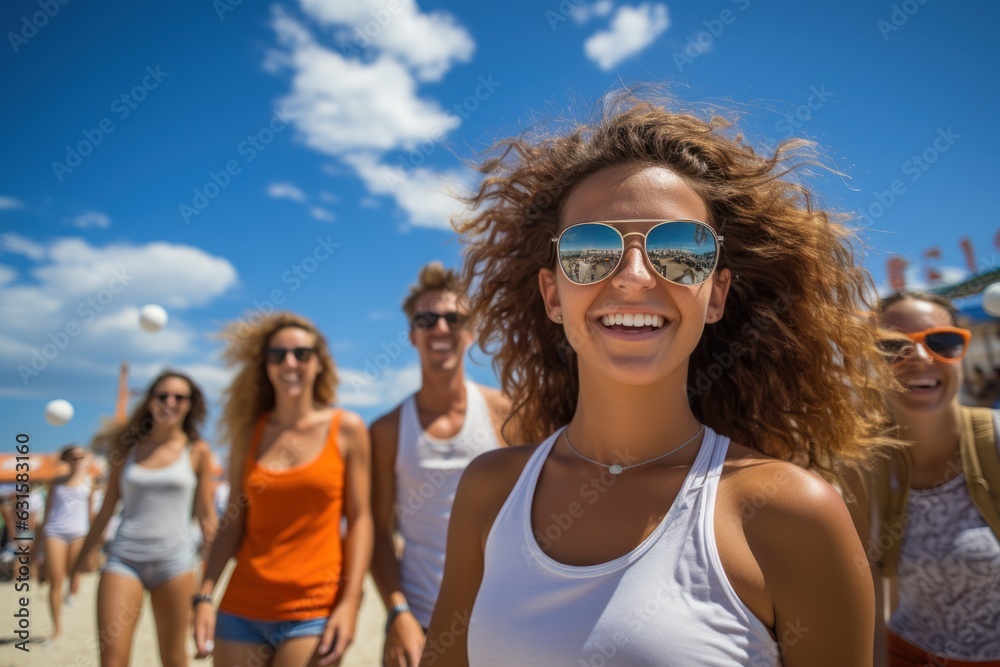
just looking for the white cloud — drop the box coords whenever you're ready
[0,265,16,285]
[266,182,308,202]
[338,363,420,408]
[572,0,616,24]
[299,0,475,82]
[0,196,25,210]
[310,206,336,221]
[36,238,237,308]
[71,210,111,229]
[585,3,669,70]
[0,237,238,399]
[1,233,46,260]
[343,153,467,230]
[267,4,477,228]
[271,9,461,155]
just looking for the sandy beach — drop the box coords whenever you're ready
[0,563,386,667]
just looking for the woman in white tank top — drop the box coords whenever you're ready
[421,95,900,666]
[72,371,218,666]
[39,444,95,641]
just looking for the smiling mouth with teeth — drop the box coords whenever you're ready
[600,313,665,329]
[429,341,455,352]
[904,378,941,390]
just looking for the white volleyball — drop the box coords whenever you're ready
[44,399,74,427]
[139,304,168,332]
[983,282,1000,317]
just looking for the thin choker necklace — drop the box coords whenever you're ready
[563,424,705,475]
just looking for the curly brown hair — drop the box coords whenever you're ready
[217,312,338,474]
[94,371,207,459]
[457,95,897,478]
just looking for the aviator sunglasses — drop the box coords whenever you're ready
[265,347,318,364]
[411,311,468,330]
[876,327,971,364]
[551,220,723,286]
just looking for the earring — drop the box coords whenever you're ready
[555,315,563,322]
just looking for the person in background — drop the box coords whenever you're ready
[194,312,373,667]
[370,262,515,667]
[850,291,1000,666]
[73,371,217,667]
[39,444,95,640]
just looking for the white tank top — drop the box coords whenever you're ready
[468,426,780,666]
[44,482,91,538]
[396,381,501,628]
[111,445,197,561]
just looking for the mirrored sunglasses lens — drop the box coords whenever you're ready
[924,332,966,358]
[646,222,718,285]
[292,348,315,361]
[558,225,622,284]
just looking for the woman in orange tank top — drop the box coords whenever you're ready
[193,312,373,667]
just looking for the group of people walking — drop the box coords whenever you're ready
[37,95,999,667]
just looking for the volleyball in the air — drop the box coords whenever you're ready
[139,304,169,332]
[983,282,1000,317]
[44,399,75,427]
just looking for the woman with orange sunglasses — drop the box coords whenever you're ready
[856,291,1000,666]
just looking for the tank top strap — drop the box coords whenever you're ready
[323,408,344,456]
[244,414,270,476]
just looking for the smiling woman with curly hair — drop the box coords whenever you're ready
[422,94,898,667]
[194,312,372,667]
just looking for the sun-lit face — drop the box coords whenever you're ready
[538,163,730,388]
[265,326,322,399]
[409,290,473,374]
[882,298,963,417]
[148,376,193,429]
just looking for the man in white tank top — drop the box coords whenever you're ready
[370,262,515,667]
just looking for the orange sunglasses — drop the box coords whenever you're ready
[877,326,971,364]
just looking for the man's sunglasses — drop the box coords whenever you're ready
[551,220,723,287]
[876,327,971,364]
[411,311,468,330]
[265,347,318,364]
[155,392,191,404]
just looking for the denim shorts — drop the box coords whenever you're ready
[215,610,328,647]
[103,549,195,590]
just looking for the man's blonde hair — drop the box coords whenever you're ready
[402,261,466,318]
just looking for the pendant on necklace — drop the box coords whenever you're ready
[608,464,623,475]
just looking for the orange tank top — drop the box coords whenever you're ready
[219,410,345,620]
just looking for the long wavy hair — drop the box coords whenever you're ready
[95,371,207,459]
[217,312,338,475]
[458,94,897,479]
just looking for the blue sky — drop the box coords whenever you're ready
[2,0,998,454]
